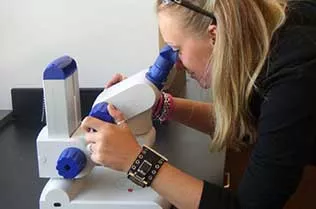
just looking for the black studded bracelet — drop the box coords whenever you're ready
[127,145,168,188]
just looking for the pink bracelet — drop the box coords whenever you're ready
[153,94,164,117]
[166,93,175,120]
[153,92,174,123]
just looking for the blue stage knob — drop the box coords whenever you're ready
[56,147,87,179]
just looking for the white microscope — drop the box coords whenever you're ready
[36,45,178,209]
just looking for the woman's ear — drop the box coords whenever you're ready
[208,24,217,45]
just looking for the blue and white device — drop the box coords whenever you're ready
[36,46,178,209]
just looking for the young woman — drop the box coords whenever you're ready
[81,0,316,208]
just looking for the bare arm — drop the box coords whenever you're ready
[105,75,214,134]
[82,105,205,209]
[151,163,204,209]
[149,98,212,208]
[170,97,214,135]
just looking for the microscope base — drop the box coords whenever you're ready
[39,167,170,209]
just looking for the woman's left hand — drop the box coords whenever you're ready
[80,104,141,173]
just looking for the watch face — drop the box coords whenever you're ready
[138,160,152,176]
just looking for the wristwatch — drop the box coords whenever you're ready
[127,145,168,187]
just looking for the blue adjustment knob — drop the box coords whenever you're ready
[89,102,115,123]
[56,147,87,179]
[43,56,77,80]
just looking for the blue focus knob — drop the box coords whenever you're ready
[43,56,77,80]
[89,102,115,123]
[56,147,87,179]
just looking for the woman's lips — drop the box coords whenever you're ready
[175,60,185,69]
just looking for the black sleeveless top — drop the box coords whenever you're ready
[200,1,316,208]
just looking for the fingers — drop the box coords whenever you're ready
[81,116,104,132]
[90,154,102,165]
[85,132,97,144]
[107,104,128,128]
[86,143,95,153]
[105,73,127,88]
[86,138,104,165]
[87,143,103,165]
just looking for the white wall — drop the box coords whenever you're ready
[0,0,159,109]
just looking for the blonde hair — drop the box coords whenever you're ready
[157,0,287,150]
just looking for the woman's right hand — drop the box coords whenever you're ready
[104,73,169,122]
[104,73,127,88]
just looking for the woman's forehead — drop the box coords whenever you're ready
[158,13,187,46]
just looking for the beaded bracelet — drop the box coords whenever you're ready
[153,92,174,123]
